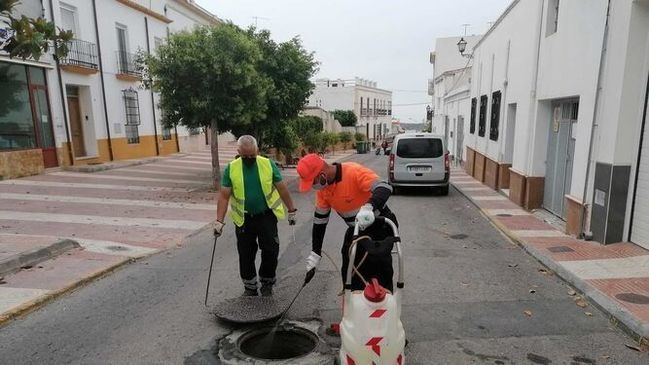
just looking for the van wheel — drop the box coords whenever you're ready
[392,186,399,195]
[439,186,449,196]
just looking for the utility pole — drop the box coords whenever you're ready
[461,24,470,36]
[252,16,270,28]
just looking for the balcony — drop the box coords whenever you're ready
[59,39,99,75]
[115,51,141,82]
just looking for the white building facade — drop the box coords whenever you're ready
[308,78,392,141]
[0,0,218,178]
[429,35,481,163]
[463,0,649,249]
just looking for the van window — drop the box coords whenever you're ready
[396,138,443,158]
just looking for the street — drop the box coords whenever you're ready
[0,154,645,365]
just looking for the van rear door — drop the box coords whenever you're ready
[393,137,445,182]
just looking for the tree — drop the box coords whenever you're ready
[338,131,352,149]
[322,131,339,153]
[240,28,318,153]
[354,132,366,142]
[0,0,72,60]
[290,115,322,138]
[142,24,270,187]
[332,110,357,127]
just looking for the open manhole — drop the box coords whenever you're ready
[615,293,649,305]
[238,326,318,360]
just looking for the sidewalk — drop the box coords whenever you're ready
[450,167,649,340]
[0,147,356,325]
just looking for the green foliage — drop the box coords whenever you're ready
[0,1,72,60]
[290,115,322,138]
[354,132,366,142]
[332,110,357,127]
[142,24,269,133]
[338,131,352,144]
[242,28,318,152]
[322,131,338,148]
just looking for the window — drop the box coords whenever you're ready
[470,97,477,134]
[546,0,559,36]
[489,91,502,141]
[396,138,444,159]
[122,89,140,144]
[478,95,488,137]
[162,127,172,140]
[116,24,131,74]
[0,64,34,150]
[60,3,78,35]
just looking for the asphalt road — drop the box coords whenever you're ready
[0,154,646,364]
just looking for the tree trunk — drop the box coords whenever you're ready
[210,121,221,189]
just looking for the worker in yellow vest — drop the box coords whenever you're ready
[214,135,297,297]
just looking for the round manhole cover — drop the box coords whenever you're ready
[450,234,468,240]
[238,326,318,360]
[615,293,649,305]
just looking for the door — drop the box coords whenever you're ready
[456,116,464,165]
[631,78,649,249]
[543,101,578,218]
[30,86,57,168]
[67,95,86,157]
[504,104,517,163]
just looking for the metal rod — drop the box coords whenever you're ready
[204,236,218,307]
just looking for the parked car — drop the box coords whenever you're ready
[388,133,449,195]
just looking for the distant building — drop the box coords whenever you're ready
[429,35,481,162]
[307,77,392,141]
[301,106,342,133]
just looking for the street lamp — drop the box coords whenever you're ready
[457,37,470,58]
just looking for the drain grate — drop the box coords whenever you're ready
[107,245,129,251]
[450,234,469,240]
[547,246,575,253]
[615,293,649,305]
[496,214,512,217]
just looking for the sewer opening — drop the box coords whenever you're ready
[238,326,318,360]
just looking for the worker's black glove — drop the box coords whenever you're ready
[288,209,297,226]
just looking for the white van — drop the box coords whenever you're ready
[388,133,449,195]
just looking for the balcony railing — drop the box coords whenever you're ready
[60,39,99,70]
[116,51,141,77]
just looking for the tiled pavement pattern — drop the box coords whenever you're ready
[0,147,231,322]
[450,167,649,338]
[0,145,354,323]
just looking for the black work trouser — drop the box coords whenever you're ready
[235,210,279,289]
[341,208,398,292]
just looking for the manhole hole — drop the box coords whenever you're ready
[238,326,318,360]
[547,246,575,253]
[496,214,512,217]
[450,234,468,240]
[615,293,649,305]
[107,245,129,251]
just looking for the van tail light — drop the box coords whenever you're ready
[444,152,450,171]
[389,153,395,180]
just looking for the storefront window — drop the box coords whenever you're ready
[28,66,46,86]
[0,63,36,150]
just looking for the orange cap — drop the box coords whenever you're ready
[297,154,325,192]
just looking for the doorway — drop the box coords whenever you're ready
[66,86,86,157]
[456,116,464,165]
[504,104,517,163]
[543,100,578,218]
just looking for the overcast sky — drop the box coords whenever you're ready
[195,0,511,124]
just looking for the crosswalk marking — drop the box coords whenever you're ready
[0,193,215,210]
[0,211,206,230]
[0,180,192,192]
[49,172,205,185]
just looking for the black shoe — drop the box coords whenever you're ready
[242,288,258,297]
[260,285,273,297]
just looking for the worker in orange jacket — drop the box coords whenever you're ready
[297,154,398,291]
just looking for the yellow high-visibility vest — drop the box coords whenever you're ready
[229,156,285,227]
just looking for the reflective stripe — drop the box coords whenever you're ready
[265,186,278,200]
[315,207,331,215]
[230,203,245,218]
[260,276,276,285]
[339,209,360,219]
[372,180,393,192]
[242,277,257,285]
[232,196,245,204]
[314,217,330,225]
[269,199,283,210]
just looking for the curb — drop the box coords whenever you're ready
[62,157,162,173]
[0,239,80,277]
[0,256,132,327]
[451,182,649,343]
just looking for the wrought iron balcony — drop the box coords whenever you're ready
[116,50,141,79]
[59,39,99,73]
